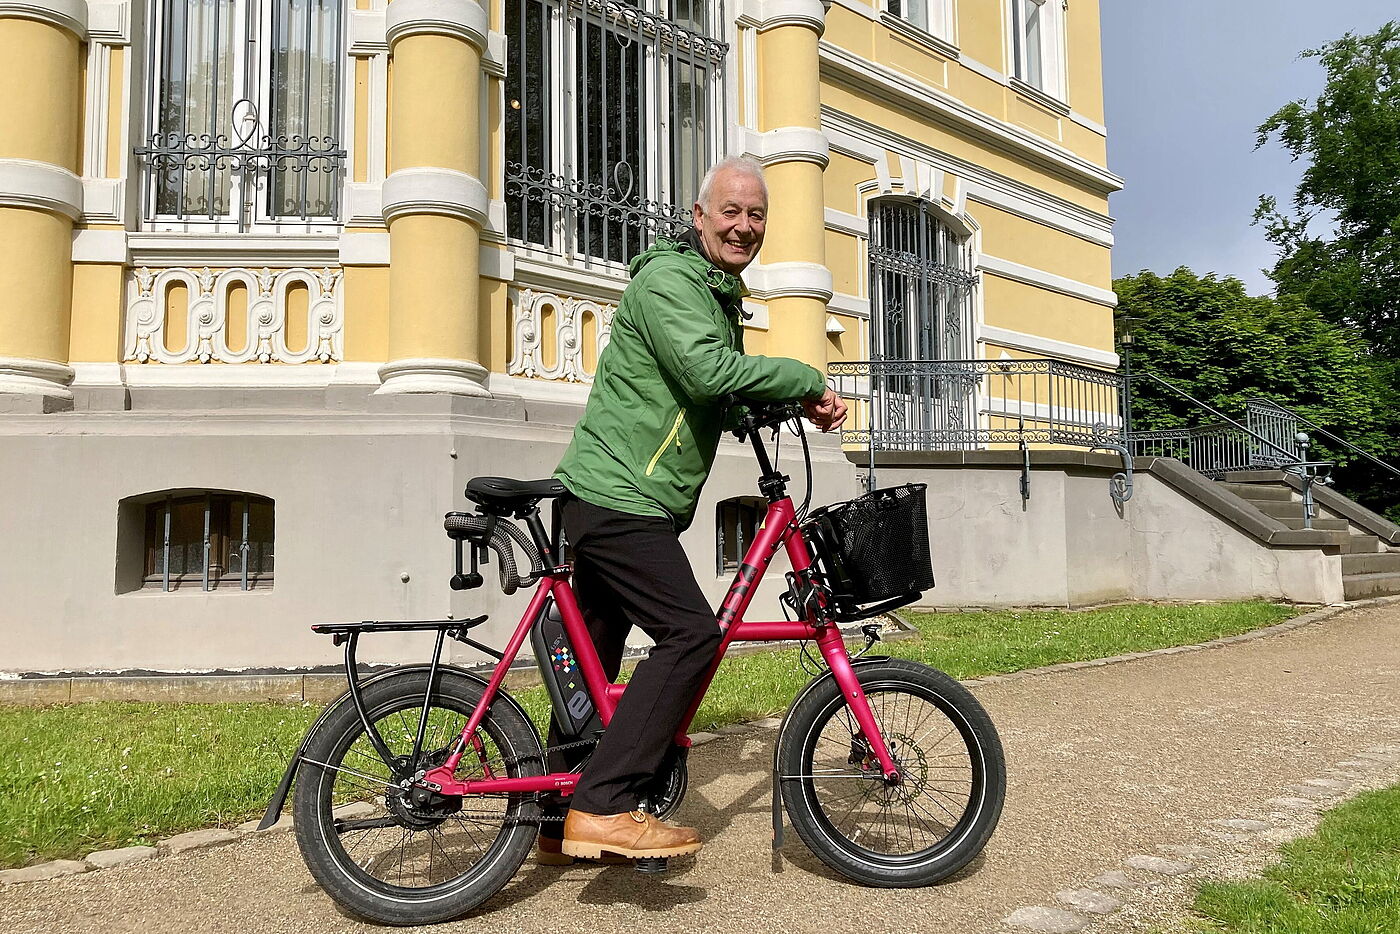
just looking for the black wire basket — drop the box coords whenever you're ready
[803,483,934,613]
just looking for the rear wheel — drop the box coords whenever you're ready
[778,659,1005,887]
[292,670,542,925]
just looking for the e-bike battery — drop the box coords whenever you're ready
[529,596,604,739]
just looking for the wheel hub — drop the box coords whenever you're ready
[383,748,461,830]
[871,732,929,806]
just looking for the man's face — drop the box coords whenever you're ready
[692,168,767,275]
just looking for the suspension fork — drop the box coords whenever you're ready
[814,624,901,781]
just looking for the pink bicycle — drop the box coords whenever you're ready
[262,400,1005,924]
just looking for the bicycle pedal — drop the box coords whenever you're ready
[634,857,669,874]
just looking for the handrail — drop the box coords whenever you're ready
[1130,372,1300,465]
[1247,398,1400,482]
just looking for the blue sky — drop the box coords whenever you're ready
[1102,1,1398,296]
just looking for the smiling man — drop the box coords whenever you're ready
[546,156,846,865]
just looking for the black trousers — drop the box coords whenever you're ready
[545,495,722,820]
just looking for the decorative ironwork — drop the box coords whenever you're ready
[1126,375,1306,479]
[504,0,727,264]
[136,105,346,226]
[831,358,1131,502]
[137,0,346,230]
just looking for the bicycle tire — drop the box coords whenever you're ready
[777,659,1005,887]
[292,669,542,925]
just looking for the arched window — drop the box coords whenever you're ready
[118,491,275,593]
[867,198,978,446]
[136,0,346,231]
[868,198,975,363]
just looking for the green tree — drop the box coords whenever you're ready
[1254,21,1400,353]
[1115,268,1400,516]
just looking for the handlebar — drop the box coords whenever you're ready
[726,395,804,440]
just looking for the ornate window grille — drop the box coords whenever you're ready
[868,197,978,449]
[504,0,729,265]
[135,0,347,232]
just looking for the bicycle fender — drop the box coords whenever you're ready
[255,664,533,830]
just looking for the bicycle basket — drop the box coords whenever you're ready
[803,483,934,608]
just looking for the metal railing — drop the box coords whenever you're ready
[830,358,1125,450]
[829,358,1132,503]
[1250,398,1400,484]
[1125,376,1304,478]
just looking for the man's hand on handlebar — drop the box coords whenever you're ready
[803,388,848,433]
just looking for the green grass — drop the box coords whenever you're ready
[1189,784,1400,933]
[0,600,1296,869]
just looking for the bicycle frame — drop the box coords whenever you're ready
[419,493,902,797]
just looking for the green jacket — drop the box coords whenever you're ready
[554,236,826,531]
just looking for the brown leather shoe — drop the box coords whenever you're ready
[536,834,630,866]
[560,809,702,859]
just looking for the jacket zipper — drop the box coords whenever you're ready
[645,409,687,477]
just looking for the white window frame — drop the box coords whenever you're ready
[884,0,955,45]
[503,0,728,270]
[1008,0,1067,101]
[139,0,348,235]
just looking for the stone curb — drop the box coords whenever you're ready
[996,741,1400,932]
[3,600,1386,887]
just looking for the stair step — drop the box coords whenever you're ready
[1254,501,1307,519]
[1343,572,1400,600]
[1278,517,1350,531]
[1343,552,1400,575]
[1346,534,1383,555]
[1219,482,1294,502]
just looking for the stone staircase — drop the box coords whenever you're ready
[1220,474,1400,600]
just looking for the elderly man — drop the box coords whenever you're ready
[547,155,846,863]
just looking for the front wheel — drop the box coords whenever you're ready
[292,669,543,925]
[778,659,1005,887]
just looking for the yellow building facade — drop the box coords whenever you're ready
[0,0,1123,674]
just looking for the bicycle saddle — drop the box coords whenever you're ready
[464,476,568,513]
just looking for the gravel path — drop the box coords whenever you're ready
[4,602,1398,934]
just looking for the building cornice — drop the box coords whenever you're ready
[381,167,489,226]
[818,41,1122,195]
[825,109,1116,247]
[0,0,86,38]
[384,0,488,52]
[977,254,1118,308]
[0,159,83,220]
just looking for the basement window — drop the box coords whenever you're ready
[716,496,766,575]
[118,491,274,593]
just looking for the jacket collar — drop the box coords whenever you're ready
[673,229,748,310]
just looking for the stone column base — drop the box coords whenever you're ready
[374,358,491,396]
[0,356,75,412]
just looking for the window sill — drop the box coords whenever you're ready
[131,582,275,595]
[878,13,960,60]
[128,232,341,267]
[508,246,631,304]
[1008,77,1071,116]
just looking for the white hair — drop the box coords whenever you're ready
[696,155,768,211]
